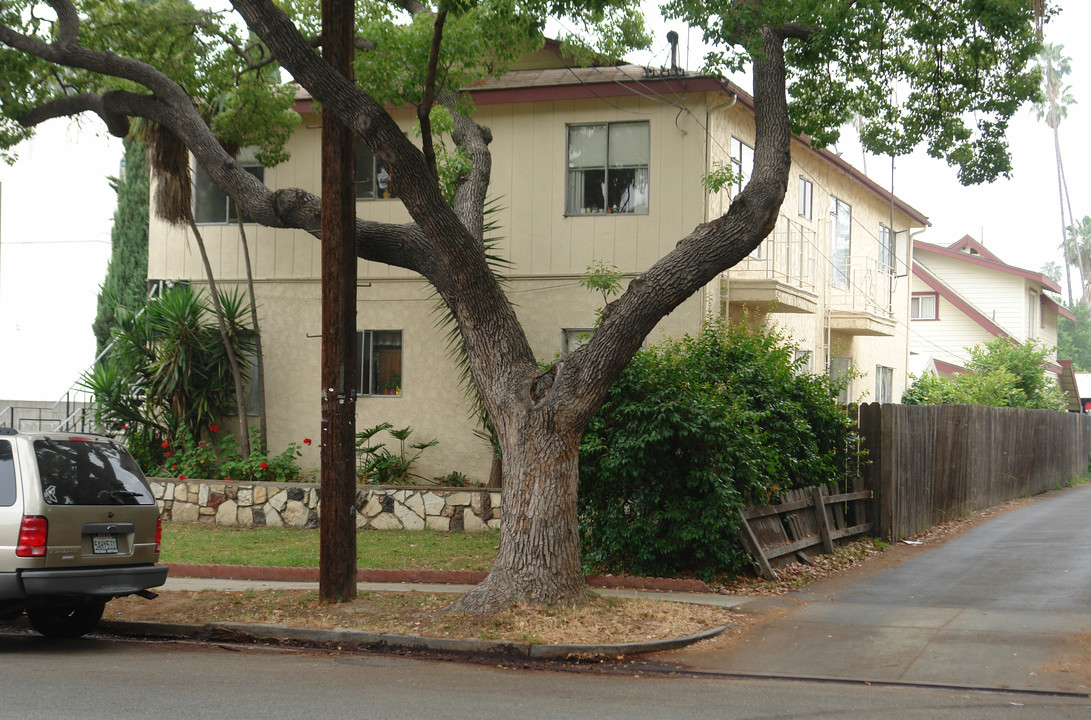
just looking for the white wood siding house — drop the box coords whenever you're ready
[910,235,1078,406]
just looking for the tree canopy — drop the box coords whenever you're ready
[0,0,1049,611]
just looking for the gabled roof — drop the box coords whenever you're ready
[912,262,1012,340]
[914,235,1062,294]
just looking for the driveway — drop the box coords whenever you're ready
[670,483,1091,694]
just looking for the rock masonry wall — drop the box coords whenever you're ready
[149,478,501,532]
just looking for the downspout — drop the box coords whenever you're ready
[705,93,738,321]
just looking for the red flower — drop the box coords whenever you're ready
[198,441,206,449]
[171,465,177,470]
[224,477,231,482]
[161,441,169,448]
[260,462,268,470]
[303,438,312,446]
[164,451,172,458]
[209,424,219,433]
[178,474,186,480]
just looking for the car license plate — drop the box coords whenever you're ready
[92,534,118,554]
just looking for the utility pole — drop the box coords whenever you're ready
[318,0,357,602]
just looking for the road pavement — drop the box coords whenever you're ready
[669,483,1091,695]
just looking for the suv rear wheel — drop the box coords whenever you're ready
[26,600,106,639]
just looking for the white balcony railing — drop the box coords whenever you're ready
[731,217,818,292]
[829,257,894,318]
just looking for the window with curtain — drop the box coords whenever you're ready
[830,356,853,404]
[875,365,894,404]
[566,122,649,215]
[357,330,403,396]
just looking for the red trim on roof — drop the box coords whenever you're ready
[914,238,1062,293]
[1041,292,1076,321]
[947,234,1003,263]
[934,358,967,375]
[912,264,1012,340]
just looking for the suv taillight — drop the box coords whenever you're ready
[16,516,48,557]
[155,516,162,554]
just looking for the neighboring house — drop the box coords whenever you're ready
[147,43,926,481]
[910,235,1079,407]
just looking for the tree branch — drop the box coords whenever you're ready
[418,8,447,181]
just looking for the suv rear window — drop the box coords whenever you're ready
[34,439,155,506]
[0,440,15,507]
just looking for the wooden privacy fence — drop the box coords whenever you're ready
[737,483,871,581]
[854,403,1091,541]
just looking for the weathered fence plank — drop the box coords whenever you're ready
[856,404,1091,541]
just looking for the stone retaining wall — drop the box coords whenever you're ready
[149,478,500,532]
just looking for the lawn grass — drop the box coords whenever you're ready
[160,522,499,572]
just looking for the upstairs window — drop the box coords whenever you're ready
[355,139,397,200]
[730,137,754,195]
[879,224,895,273]
[798,176,813,220]
[911,294,937,320]
[830,197,852,289]
[566,122,649,215]
[194,149,264,224]
[357,330,403,396]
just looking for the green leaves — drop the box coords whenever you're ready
[903,336,1067,410]
[667,0,1042,185]
[578,319,860,580]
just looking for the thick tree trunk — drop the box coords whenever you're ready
[449,413,591,614]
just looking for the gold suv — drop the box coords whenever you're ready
[0,428,167,637]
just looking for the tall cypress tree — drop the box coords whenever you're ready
[93,138,150,353]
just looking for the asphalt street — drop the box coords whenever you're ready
[670,483,1091,694]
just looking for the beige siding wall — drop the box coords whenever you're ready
[147,96,716,479]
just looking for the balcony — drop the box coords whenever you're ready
[726,219,819,314]
[828,257,896,336]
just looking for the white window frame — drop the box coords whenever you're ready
[730,137,754,196]
[878,224,895,274]
[562,328,595,355]
[830,197,852,290]
[798,176,813,220]
[830,356,853,404]
[911,293,938,320]
[565,121,650,216]
[875,365,894,404]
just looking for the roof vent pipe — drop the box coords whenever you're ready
[667,31,680,72]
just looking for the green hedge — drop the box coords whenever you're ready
[578,320,859,580]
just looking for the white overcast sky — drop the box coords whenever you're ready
[1,1,1088,402]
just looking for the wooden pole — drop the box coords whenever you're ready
[319,0,357,602]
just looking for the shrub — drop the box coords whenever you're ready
[903,337,1067,410]
[578,320,859,580]
[157,425,304,482]
[356,423,438,485]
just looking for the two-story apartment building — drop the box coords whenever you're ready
[147,45,927,481]
[910,235,1078,406]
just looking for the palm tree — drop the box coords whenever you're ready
[1066,216,1091,304]
[1035,43,1078,304]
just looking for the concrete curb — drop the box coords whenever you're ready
[99,618,726,659]
[163,563,712,593]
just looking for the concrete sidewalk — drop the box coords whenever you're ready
[665,484,1091,696]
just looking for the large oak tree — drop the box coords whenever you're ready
[1,0,1045,612]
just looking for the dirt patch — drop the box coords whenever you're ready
[108,589,739,646]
